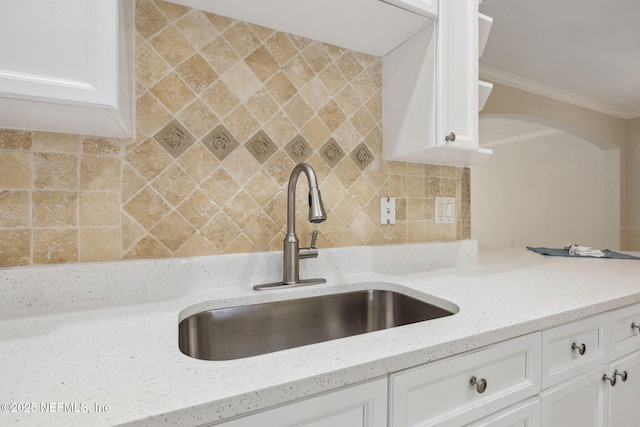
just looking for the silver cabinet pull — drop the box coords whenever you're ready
[632,323,640,331]
[603,370,628,386]
[445,132,456,142]
[470,376,487,393]
[572,342,586,355]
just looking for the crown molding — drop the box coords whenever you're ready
[480,65,637,120]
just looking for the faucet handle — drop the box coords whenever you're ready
[310,230,318,248]
[299,230,320,260]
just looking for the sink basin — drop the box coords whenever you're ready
[179,289,456,361]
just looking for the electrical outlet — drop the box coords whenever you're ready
[380,197,396,224]
[435,197,455,224]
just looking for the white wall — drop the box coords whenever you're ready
[472,123,620,249]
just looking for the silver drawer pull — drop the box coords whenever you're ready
[445,132,456,142]
[603,370,628,387]
[469,376,487,393]
[632,323,640,331]
[572,342,586,355]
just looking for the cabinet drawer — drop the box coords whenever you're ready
[611,303,640,360]
[390,333,541,427]
[541,312,609,389]
[465,397,540,427]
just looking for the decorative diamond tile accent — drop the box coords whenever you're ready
[202,124,239,161]
[245,130,277,164]
[154,120,195,158]
[319,138,345,168]
[350,143,374,171]
[284,135,313,163]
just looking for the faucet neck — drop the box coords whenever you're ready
[286,163,320,235]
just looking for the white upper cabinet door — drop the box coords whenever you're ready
[0,0,134,137]
[436,0,479,150]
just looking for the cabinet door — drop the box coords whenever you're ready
[608,350,640,427]
[610,303,640,360]
[436,0,478,149]
[217,377,387,427]
[540,368,608,427]
[465,398,540,427]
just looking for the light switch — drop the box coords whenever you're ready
[380,197,396,224]
[435,197,455,224]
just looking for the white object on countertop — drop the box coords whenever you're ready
[564,244,605,258]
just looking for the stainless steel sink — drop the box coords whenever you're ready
[179,289,456,361]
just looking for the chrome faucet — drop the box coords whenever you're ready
[254,163,327,291]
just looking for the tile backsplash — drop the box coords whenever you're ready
[0,0,470,267]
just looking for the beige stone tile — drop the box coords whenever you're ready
[220,147,261,186]
[441,166,457,178]
[351,71,378,103]
[367,228,389,246]
[263,32,299,66]
[389,175,407,198]
[334,85,361,118]
[223,191,260,228]
[245,170,281,206]
[150,73,196,114]
[425,198,435,222]
[332,121,360,154]
[151,25,195,67]
[407,221,426,243]
[124,236,171,260]
[200,167,241,206]
[265,72,297,106]
[440,223,457,241]
[31,132,82,153]
[125,138,173,181]
[204,12,234,33]
[301,41,331,74]
[0,229,31,267]
[79,228,121,262]
[0,191,30,228]
[406,162,425,176]
[82,138,121,156]
[323,43,348,61]
[177,189,218,229]
[150,211,195,252]
[264,151,296,187]
[350,212,378,245]
[368,60,383,88]
[33,229,78,264]
[301,117,331,150]
[201,80,241,118]
[177,143,219,183]
[176,54,218,94]
[136,92,173,137]
[263,192,287,229]
[201,36,241,75]
[333,194,361,226]
[336,52,363,81]
[288,33,312,51]
[317,174,347,210]
[407,176,424,199]
[135,0,169,40]
[246,89,279,124]
[33,152,77,190]
[123,186,171,229]
[122,164,147,204]
[425,176,440,198]
[365,92,383,124]
[80,155,121,191]
[79,192,120,227]
[223,234,258,254]
[122,212,146,251]
[283,95,313,129]
[223,22,261,58]
[224,106,261,143]
[247,23,275,41]
[155,0,190,20]
[365,126,383,158]
[174,10,218,50]
[222,62,262,101]
[282,55,316,89]
[316,214,347,246]
[319,65,347,96]
[177,99,220,139]
[440,178,457,197]
[33,191,77,227]
[425,221,440,242]
[389,161,406,175]
[244,212,281,250]
[135,42,171,90]
[363,158,387,191]
[351,106,376,137]
[152,164,196,206]
[395,198,407,221]
[334,158,360,190]
[349,175,376,207]
[389,222,407,244]
[245,46,280,82]
[334,230,362,248]
[299,78,330,111]
[174,233,219,257]
[262,113,297,147]
[265,234,284,252]
[201,212,241,251]
[0,129,32,150]
[306,153,332,184]
[407,198,425,220]
[318,100,347,132]
[425,164,441,177]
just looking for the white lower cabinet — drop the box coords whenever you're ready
[607,350,640,427]
[466,398,540,427]
[216,377,387,427]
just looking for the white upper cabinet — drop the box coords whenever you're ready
[383,0,493,166]
[0,0,134,138]
[165,0,433,57]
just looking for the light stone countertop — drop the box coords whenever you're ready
[1,241,640,426]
